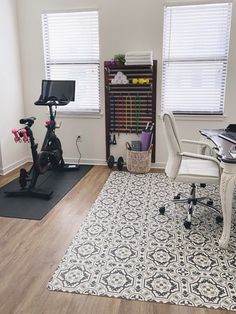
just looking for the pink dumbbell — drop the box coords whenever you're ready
[20,128,29,142]
[12,128,21,142]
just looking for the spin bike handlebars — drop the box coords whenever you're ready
[34,96,69,106]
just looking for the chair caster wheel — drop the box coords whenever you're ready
[174,193,181,200]
[159,207,165,215]
[207,200,213,206]
[200,183,206,188]
[184,220,192,229]
[216,215,223,223]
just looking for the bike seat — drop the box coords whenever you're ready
[19,117,36,126]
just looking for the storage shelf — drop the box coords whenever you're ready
[104,62,153,69]
[104,60,157,162]
[108,84,152,88]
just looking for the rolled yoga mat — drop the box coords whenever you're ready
[140,130,152,151]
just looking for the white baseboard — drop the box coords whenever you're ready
[0,156,166,175]
[152,162,166,169]
[64,157,107,166]
[65,157,166,169]
[0,156,30,175]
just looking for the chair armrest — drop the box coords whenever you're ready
[181,139,216,156]
[179,152,221,172]
[181,139,213,150]
[180,151,219,162]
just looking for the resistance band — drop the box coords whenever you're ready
[112,95,117,144]
[117,94,122,136]
[129,95,133,133]
[122,96,125,129]
[113,95,116,132]
[109,95,114,131]
[146,93,149,114]
[135,95,141,134]
[125,96,128,133]
[108,95,115,145]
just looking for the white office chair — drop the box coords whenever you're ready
[160,111,222,229]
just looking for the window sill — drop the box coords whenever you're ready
[157,114,227,122]
[51,111,103,119]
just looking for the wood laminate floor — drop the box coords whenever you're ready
[0,165,230,314]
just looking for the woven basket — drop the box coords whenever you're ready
[126,143,153,174]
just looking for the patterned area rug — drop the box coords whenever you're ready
[48,172,236,310]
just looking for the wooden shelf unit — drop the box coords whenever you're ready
[104,60,157,162]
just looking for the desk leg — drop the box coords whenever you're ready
[219,162,236,249]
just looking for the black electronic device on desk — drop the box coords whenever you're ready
[218,124,236,144]
[229,146,236,159]
[200,125,236,164]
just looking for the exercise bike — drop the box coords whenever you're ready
[5,80,79,200]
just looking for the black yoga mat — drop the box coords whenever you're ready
[0,165,93,220]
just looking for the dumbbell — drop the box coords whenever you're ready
[132,78,150,85]
[107,155,124,171]
[12,128,29,143]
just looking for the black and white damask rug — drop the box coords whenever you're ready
[48,172,236,311]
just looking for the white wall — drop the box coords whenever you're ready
[0,0,28,174]
[16,0,236,167]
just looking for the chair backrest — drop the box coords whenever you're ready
[161,112,182,179]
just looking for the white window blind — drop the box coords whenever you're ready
[161,2,232,114]
[42,11,100,113]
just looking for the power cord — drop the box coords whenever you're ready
[76,138,82,165]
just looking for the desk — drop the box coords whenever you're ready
[200,129,236,248]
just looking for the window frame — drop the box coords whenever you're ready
[161,1,232,116]
[41,9,101,115]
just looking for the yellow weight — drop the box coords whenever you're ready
[132,78,139,84]
[139,78,150,84]
[138,78,145,84]
[132,78,150,84]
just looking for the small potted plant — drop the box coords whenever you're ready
[114,54,125,65]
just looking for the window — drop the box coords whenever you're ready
[42,11,100,113]
[161,2,232,114]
